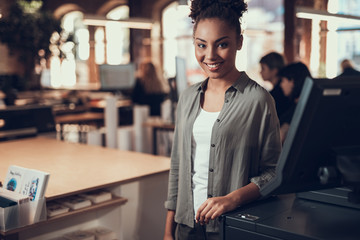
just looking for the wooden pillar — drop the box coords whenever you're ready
[284,0,314,64]
[284,0,296,63]
[316,0,329,77]
[88,25,98,84]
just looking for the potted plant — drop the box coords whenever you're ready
[0,0,62,94]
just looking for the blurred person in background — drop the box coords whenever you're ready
[337,59,360,77]
[278,62,312,144]
[131,60,169,116]
[259,52,291,117]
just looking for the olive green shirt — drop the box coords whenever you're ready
[165,72,282,232]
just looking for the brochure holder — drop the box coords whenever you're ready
[0,197,46,232]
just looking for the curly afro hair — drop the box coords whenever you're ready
[189,0,248,39]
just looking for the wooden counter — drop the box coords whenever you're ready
[54,112,104,125]
[0,137,170,201]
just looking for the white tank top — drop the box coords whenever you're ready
[192,108,220,217]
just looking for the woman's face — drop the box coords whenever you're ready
[280,77,294,97]
[260,63,277,82]
[194,18,242,81]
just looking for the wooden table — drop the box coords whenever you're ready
[0,137,170,200]
[0,137,170,239]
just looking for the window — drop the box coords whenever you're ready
[48,5,130,89]
[242,0,284,85]
[326,0,360,77]
[49,11,84,88]
[162,2,203,85]
[104,6,130,65]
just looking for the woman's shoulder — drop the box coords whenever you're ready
[179,81,202,97]
[175,81,203,109]
[241,74,272,100]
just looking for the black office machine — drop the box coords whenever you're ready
[221,77,360,240]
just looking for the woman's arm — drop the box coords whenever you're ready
[195,182,260,225]
[163,210,177,240]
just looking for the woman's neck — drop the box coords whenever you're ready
[207,71,242,92]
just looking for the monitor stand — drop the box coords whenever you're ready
[297,146,360,210]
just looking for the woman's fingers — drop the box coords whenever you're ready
[196,196,230,224]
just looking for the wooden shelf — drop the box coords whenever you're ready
[0,196,127,236]
[0,137,170,239]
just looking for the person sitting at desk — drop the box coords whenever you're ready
[131,60,169,116]
[337,59,360,77]
[278,62,312,144]
[259,51,291,117]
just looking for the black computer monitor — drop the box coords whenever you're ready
[99,63,136,94]
[260,76,360,197]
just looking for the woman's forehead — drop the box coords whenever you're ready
[194,18,236,39]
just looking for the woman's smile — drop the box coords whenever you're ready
[205,62,222,71]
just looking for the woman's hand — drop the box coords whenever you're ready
[195,195,236,225]
[163,234,174,240]
[195,183,261,225]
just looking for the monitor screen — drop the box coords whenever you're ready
[99,63,135,92]
[260,76,360,197]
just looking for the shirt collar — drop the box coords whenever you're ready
[197,71,250,93]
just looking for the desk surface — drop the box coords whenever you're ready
[222,194,360,240]
[143,118,175,130]
[55,112,104,124]
[0,137,170,201]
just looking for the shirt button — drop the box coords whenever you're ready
[208,194,213,198]
[211,144,215,147]
[209,168,214,172]
[225,99,229,103]
[216,119,220,122]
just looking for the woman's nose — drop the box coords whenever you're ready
[205,46,217,60]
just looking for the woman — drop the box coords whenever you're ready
[278,62,312,144]
[164,0,282,239]
[131,60,169,116]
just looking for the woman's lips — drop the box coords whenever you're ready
[205,62,221,71]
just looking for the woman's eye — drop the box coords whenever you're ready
[219,42,228,48]
[197,43,206,48]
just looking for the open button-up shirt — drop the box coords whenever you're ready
[165,72,282,232]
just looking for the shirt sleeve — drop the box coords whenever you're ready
[164,95,183,210]
[250,168,276,189]
[250,94,282,189]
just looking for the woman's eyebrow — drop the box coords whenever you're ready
[195,36,229,43]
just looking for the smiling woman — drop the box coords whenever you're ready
[163,0,282,239]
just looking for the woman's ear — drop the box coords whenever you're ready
[237,35,243,50]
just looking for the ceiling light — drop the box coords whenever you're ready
[296,7,360,26]
[178,0,188,6]
[83,15,153,30]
